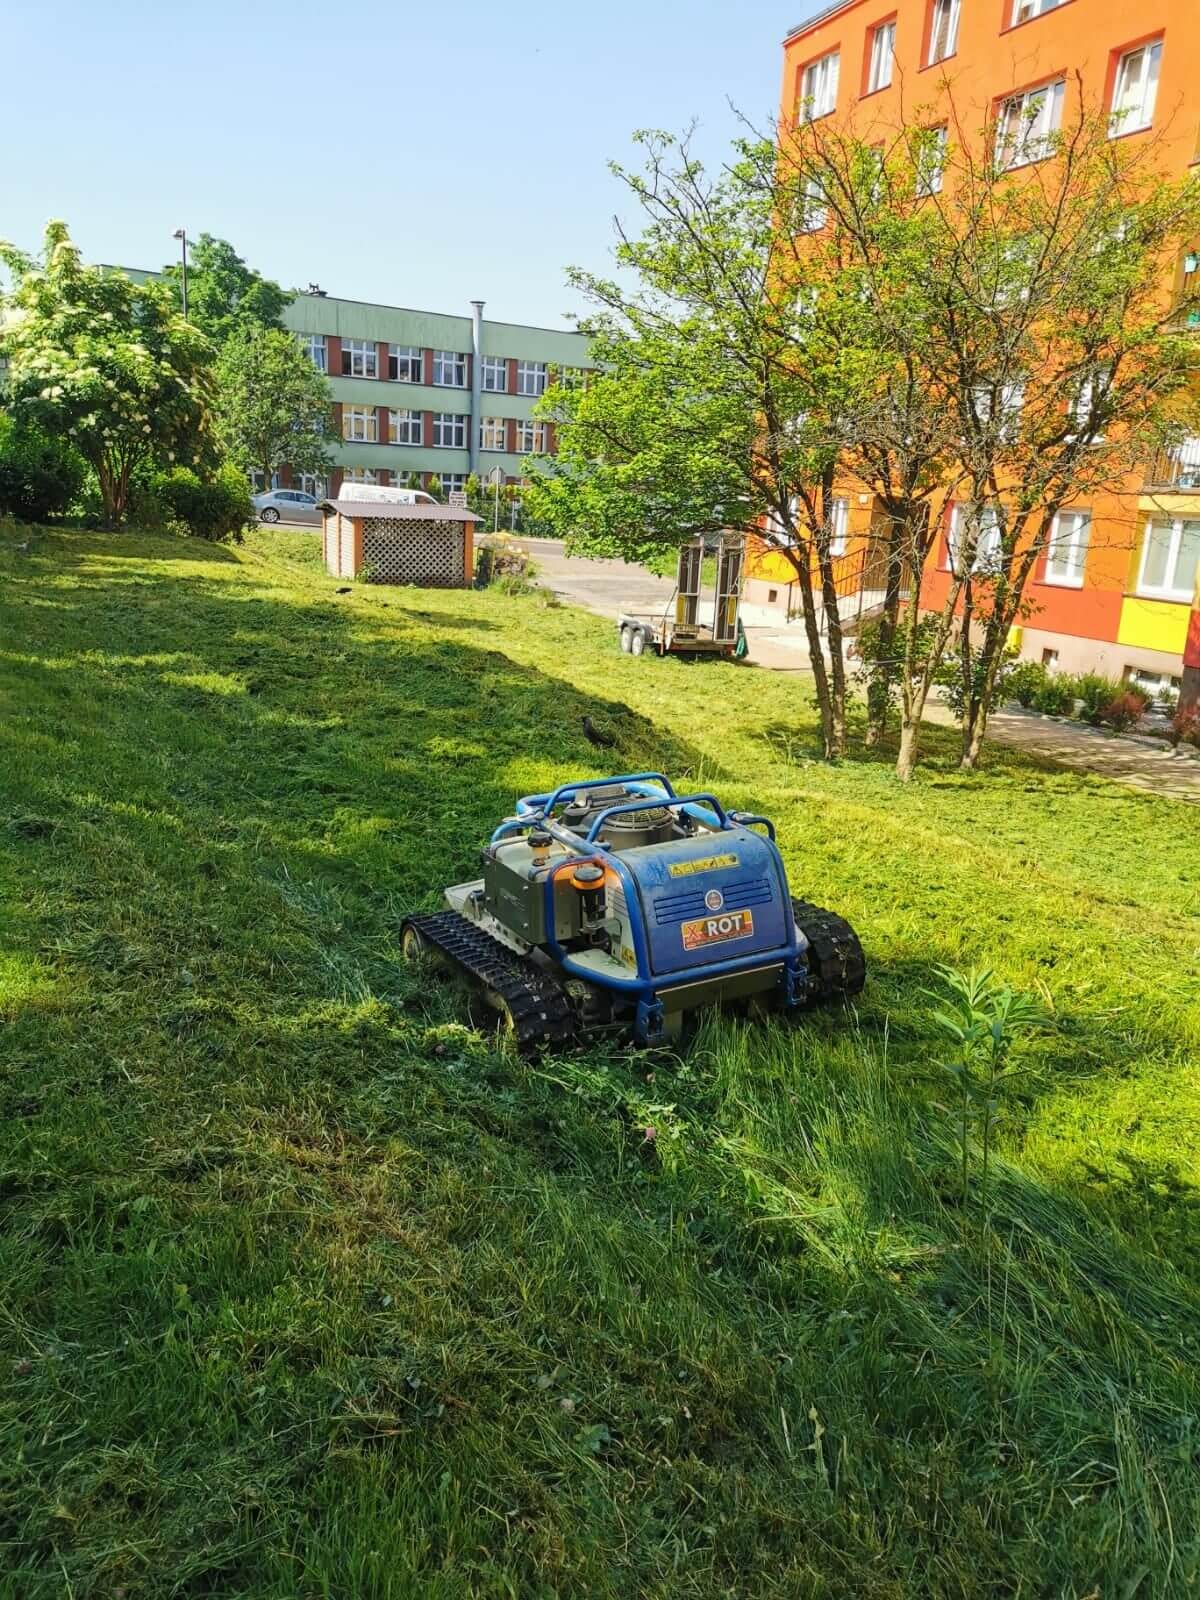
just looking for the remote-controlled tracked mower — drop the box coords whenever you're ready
[401,774,864,1049]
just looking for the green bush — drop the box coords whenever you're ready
[1070,672,1122,725]
[0,412,85,521]
[1003,660,1047,709]
[1031,674,1075,716]
[154,463,253,543]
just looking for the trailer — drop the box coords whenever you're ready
[617,535,746,659]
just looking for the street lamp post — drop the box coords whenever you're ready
[172,228,189,319]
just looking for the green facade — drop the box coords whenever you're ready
[284,292,591,486]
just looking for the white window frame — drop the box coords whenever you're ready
[798,50,840,122]
[995,78,1065,170]
[1011,0,1067,23]
[1043,509,1091,588]
[946,503,1004,575]
[298,333,327,372]
[342,467,378,485]
[800,174,828,232]
[917,125,948,196]
[432,412,467,449]
[867,21,895,93]
[438,473,468,497]
[432,350,467,388]
[481,355,508,392]
[388,408,423,446]
[972,382,1025,440]
[516,419,547,454]
[516,361,548,398]
[295,472,327,500]
[1069,367,1110,442]
[342,405,377,443]
[341,339,378,379]
[388,344,422,383]
[927,0,960,65]
[1110,41,1162,138]
[828,497,850,556]
[1136,517,1200,602]
[480,416,508,452]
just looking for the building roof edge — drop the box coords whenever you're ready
[784,0,856,44]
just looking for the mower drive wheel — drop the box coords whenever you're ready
[791,898,866,1006]
[629,629,647,657]
[619,626,633,653]
[401,923,433,962]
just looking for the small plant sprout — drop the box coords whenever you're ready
[926,966,1047,1228]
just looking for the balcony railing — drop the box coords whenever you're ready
[1145,439,1200,491]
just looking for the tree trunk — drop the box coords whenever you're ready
[865,508,907,747]
[896,715,922,782]
[816,545,847,760]
[789,555,839,760]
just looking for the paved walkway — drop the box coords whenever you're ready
[519,538,1200,804]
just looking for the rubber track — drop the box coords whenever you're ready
[402,910,578,1051]
[792,899,867,1005]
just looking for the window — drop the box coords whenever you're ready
[1070,367,1110,441]
[800,174,828,232]
[516,419,547,454]
[1110,42,1162,138]
[917,125,948,195]
[767,588,779,603]
[1125,665,1181,700]
[388,408,423,446]
[867,21,895,93]
[1167,436,1200,489]
[995,79,1065,169]
[947,503,1003,574]
[480,416,508,451]
[432,412,467,448]
[433,350,467,387]
[1136,518,1200,601]
[342,405,377,442]
[295,473,327,500]
[1041,648,1059,668]
[298,333,327,372]
[972,382,1025,440]
[481,355,507,392]
[927,0,960,65]
[341,339,378,379]
[555,365,586,389]
[1044,510,1091,586]
[516,361,548,397]
[342,467,378,485]
[388,344,422,382]
[438,473,468,497]
[247,469,277,491]
[798,50,839,121]
[828,497,849,556]
[1012,0,1067,22]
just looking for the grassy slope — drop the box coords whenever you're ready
[1,523,1198,1600]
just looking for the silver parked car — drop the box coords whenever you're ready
[253,489,322,526]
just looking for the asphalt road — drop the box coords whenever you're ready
[518,538,679,624]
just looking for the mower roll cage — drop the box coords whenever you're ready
[491,773,777,847]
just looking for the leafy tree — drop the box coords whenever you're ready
[426,475,443,501]
[0,412,85,521]
[528,130,862,760]
[162,235,291,346]
[780,97,1200,776]
[213,327,334,495]
[0,221,217,527]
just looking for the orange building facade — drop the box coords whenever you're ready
[744,0,1200,698]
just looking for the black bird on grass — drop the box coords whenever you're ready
[582,715,617,750]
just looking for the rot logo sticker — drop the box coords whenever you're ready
[681,908,755,951]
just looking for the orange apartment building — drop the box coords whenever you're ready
[744,0,1200,700]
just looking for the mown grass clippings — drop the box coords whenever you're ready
[1,523,1198,1598]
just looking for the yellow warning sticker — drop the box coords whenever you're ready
[668,853,739,879]
[681,908,755,951]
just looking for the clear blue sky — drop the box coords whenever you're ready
[6,0,815,329]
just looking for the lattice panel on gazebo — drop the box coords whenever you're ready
[362,518,462,586]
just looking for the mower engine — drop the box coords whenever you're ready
[401,774,865,1049]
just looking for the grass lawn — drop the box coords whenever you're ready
[2,521,1198,1599]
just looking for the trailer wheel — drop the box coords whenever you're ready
[629,629,647,657]
[619,626,633,653]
